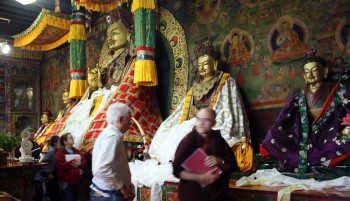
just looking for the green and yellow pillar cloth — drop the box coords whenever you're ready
[132,0,158,86]
[68,11,88,99]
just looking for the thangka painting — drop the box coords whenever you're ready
[335,16,350,56]
[220,28,254,68]
[267,15,309,64]
[193,0,221,25]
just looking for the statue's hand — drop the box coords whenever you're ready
[88,67,103,90]
[90,68,100,77]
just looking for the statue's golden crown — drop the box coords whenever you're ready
[194,38,217,60]
[106,5,133,29]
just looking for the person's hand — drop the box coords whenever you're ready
[126,184,135,201]
[119,184,131,199]
[200,169,220,185]
[47,173,55,181]
[71,159,81,168]
[79,169,84,175]
[205,155,222,167]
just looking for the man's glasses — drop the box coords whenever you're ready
[195,117,213,123]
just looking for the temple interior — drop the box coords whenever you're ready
[0,0,350,200]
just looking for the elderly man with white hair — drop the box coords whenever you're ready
[90,102,135,201]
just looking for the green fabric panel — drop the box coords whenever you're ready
[134,9,156,48]
[69,40,86,70]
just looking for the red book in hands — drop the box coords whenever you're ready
[181,148,222,188]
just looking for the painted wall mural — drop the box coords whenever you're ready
[164,0,350,111]
[268,15,309,64]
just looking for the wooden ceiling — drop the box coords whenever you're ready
[0,0,72,41]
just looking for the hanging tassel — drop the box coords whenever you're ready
[132,2,158,86]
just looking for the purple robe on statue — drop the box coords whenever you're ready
[261,83,350,172]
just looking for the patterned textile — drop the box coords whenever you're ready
[261,83,350,172]
[149,72,250,164]
[60,87,116,149]
[80,57,162,154]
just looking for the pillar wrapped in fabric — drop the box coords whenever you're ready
[132,0,158,86]
[69,11,88,99]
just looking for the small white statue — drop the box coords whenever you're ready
[18,127,34,163]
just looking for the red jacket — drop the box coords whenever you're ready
[55,147,87,184]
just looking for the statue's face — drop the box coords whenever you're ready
[62,91,72,104]
[41,114,48,124]
[281,22,289,31]
[198,55,216,80]
[303,62,326,85]
[106,22,129,52]
[87,72,99,90]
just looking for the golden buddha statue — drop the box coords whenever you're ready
[302,56,328,120]
[59,65,116,148]
[232,136,256,173]
[149,39,250,163]
[261,49,350,173]
[56,89,75,120]
[35,89,77,149]
[80,5,163,153]
[33,109,53,141]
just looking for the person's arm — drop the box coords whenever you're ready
[41,148,55,173]
[31,141,41,159]
[204,155,230,171]
[221,135,237,172]
[55,149,74,172]
[71,148,86,169]
[179,169,219,185]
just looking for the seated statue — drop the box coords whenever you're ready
[149,39,250,164]
[59,66,116,148]
[232,136,256,173]
[79,5,162,153]
[35,89,77,149]
[36,6,162,153]
[33,109,54,143]
[56,89,76,121]
[260,49,350,173]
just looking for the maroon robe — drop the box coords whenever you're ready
[172,129,236,201]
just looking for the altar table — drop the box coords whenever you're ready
[228,180,350,201]
[0,161,47,201]
[137,180,350,201]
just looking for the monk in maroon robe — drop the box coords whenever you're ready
[173,108,236,201]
